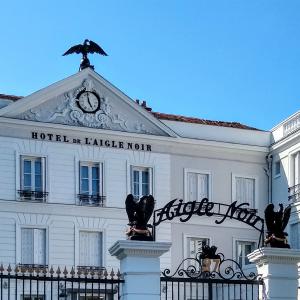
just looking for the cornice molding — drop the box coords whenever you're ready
[0,117,269,154]
[109,240,171,260]
[248,247,300,266]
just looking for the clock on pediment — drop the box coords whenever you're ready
[76,90,100,113]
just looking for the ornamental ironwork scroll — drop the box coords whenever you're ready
[161,245,262,281]
[153,198,264,247]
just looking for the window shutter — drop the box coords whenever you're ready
[235,177,243,203]
[236,177,255,207]
[21,229,34,264]
[79,232,102,266]
[189,238,196,257]
[89,232,101,266]
[198,174,208,200]
[187,173,198,202]
[35,229,46,265]
[79,231,89,266]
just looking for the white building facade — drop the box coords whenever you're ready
[0,68,275,275]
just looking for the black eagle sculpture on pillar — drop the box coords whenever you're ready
[63,39,108,71]
[125,194,155,241]
[264,203,291,248]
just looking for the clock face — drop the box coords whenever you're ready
[77,91,100,113]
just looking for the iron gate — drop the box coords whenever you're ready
[160,247,264,300]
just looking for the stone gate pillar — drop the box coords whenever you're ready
[109,240,171,300]
[248,247,300,300]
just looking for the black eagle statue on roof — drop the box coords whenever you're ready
[264,203,291,248]
[125,194,155,241]
[63,39,108,71]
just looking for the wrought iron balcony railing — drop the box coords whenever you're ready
[77,266,106,273]
[17,264,48,272]
[288,184,300,202]
[77,194,106,207]
[18,190,48,202]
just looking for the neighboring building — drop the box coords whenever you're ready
[0,67,275,275]
[270,112,300,249]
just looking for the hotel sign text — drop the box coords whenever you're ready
[31,131,152,152]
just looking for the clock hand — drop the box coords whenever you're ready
[86,93,93,108]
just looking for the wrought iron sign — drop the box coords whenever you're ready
[153,198,264,246]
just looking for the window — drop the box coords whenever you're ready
[236,241,255,267]
[234,176,255,207]
[293,152,300,186]
[289,153,300,201]
[19,156,47,201]
[131,166,152,200]
[274,161,281,177]
[21,228,46,266]
[79,162,104,206]
[186,171,209,202]
[187,237,210,258]
[79,231,102,267]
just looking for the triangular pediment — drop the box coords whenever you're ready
[0,68,176,137]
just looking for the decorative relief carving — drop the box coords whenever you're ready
[19,79,159,135]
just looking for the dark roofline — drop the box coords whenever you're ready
[0,94,23,101]
[152,111,260,131]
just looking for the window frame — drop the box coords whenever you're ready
[183,234,212,273]
[234,239,256,269]
[77,161,105,206]
[20,156,46,192]
[232,173,258,209]
[183,234,212,260]
[186,236,210,259]
[79,161,103,196]
[130,165,153,200]
[289,150,300,187]
[184,168,212,202]
[18,226,48,267]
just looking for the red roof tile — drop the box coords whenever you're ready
[152,112,260,131]
[0,94,23,101]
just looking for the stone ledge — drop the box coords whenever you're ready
[109,240,172,260]
[248,247,300,265]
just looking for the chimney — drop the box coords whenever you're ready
[136,99,152,112]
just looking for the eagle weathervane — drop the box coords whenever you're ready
[63,39,108,71]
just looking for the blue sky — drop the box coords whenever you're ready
[0,1,299,130]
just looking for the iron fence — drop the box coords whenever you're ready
[0,264,123,300]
